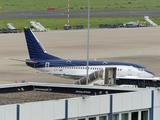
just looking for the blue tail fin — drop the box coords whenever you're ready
[24,28,60,60]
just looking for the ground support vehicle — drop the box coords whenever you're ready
[99,24,106,28]
[73,25,84,29]
[0,28,22,33]
[63,24,71,30]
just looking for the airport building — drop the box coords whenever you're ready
[0,82,159,120]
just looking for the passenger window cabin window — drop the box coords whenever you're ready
[121,113,128,120]
[89,117,96,120]
[113,114,119,120]
[99,115,107,120]
[132,111,138,120]
[141,110,148,120]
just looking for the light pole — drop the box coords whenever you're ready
[86,0,90,85]
[68,0,69,26]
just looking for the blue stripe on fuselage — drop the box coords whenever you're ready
[26,59,145,68]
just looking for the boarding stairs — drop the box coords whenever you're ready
[7,23,16,30]
[144,16,157,27]
[30,21,47,32]
[74,67,117,86]
[6,23,22,33]
[74,70,103,85]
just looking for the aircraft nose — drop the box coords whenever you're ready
[149,74,154,78]
[145,70,154,78]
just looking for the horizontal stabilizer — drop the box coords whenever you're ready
[9,58,37,63]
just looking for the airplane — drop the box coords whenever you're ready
[20,28,154,80]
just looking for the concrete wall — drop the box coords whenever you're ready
[153,90,160,120]
[0,104,16,120]
[0,89,159,120]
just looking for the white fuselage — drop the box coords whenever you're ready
[36,65,154,79]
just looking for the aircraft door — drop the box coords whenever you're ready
[45,62,50,68]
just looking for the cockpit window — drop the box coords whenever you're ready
[139,68,145,71]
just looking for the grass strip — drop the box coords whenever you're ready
[0,17,159,30]
[0,0,160,11]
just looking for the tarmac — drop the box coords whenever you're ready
[0,27,160,85]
